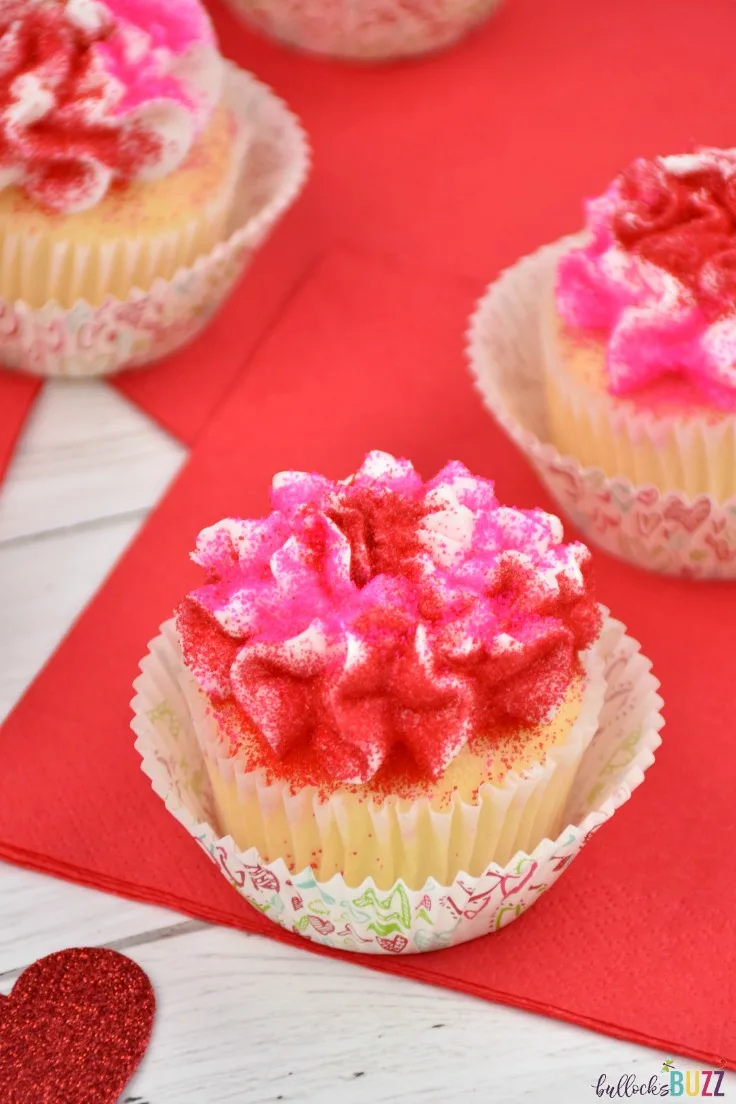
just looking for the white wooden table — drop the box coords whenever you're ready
[1,381,730,1103]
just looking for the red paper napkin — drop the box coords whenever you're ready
[5,0,735,468]
[1,247,735,1068]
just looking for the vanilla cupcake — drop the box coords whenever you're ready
[0,0,246,308]
[545,149,736,501]
[174,451,604,891]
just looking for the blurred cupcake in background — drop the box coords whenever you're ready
[0,0,238,306]
[0,0,309,376]
[223,0,503,61]
[469,149,736,577]
[547,149,736,503]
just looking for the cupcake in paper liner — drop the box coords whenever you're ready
[0,1,309,378]
[468,171,736,578]
[224,0,502,61]
[549,150,736,503]
[132,452,661,952]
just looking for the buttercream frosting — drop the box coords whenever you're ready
[177,452,601,787]
[557,149,736,410]
[0,0,222,213]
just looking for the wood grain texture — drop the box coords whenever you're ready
[0,383,728,1102]
[0,381,184,543]
[117,927,736,1104]
[0,864,183,979]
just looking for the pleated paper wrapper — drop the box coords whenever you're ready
[131,614,662,955]
[0,65,310,379]
[467,237,736,579]
[224,0,502,60]
[179,636,605,888]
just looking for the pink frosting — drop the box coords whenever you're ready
[557,150,736,410]
[177,452,601,788]
[0,0,223,213]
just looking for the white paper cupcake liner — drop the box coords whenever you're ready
[131,612,662,954]
[177,637,605,888]
[0,64,310,379]
[224,0,502,60]
[467,237,736,578]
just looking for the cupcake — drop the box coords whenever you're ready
[224,0,502,61]
[545,149,736,502]
[0,0,246,310]
[173,451,604,892]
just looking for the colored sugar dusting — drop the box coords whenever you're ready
[177,452,600,793]
[557,148,736,410]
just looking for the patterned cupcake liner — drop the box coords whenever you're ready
[467,237,736,578]
[179,638,605,887]
[223,0,502,60]
[0,64,310,379]
[131,613,662,955]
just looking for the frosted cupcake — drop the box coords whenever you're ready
[174,451,604,891]
[546,149,736,501]
[0,0,246,308]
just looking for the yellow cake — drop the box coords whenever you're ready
[175,452,604,890]
[190,674,594,889]
[0,105,243,308]
[544,292,736,500]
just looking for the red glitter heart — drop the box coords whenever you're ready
[0,947,155,1103]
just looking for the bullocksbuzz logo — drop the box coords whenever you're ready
[592,1058,727,1098]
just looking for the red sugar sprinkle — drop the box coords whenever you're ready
[327,485,427,587]
[0,1,166,212]
[612,154,736,320]
[177,456,602,793]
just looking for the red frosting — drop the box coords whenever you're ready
[612,154,736,321]
[177,454,601,791]
[0,0,221,213]
[557,149,736,408]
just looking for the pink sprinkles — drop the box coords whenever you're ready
[177,452,601,789]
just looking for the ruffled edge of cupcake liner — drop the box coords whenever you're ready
[131,611,663,955]
[466,235,736,578]
[0,63,311,378]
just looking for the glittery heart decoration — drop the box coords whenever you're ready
[0,947,155,1103]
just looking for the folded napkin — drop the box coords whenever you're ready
[1,248,734,1069]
